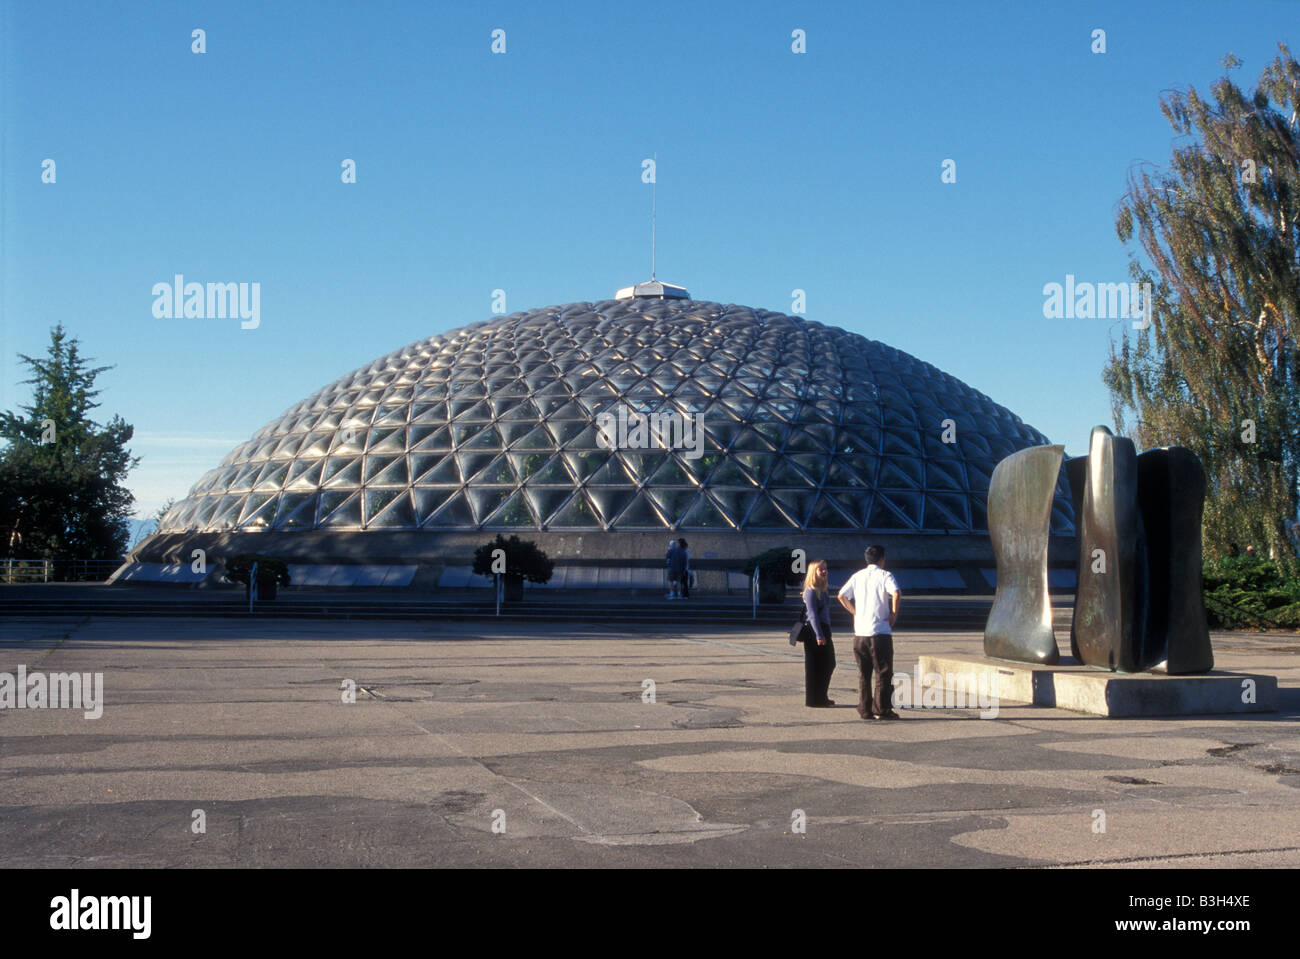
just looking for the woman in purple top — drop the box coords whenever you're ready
[801,559,836,707]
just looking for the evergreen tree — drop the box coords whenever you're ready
[0,324,139,562]
[1106,44,1300,572]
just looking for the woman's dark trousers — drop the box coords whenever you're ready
[804,625,836,705]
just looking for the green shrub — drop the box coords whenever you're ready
[472,534,554,584]
[1203,557,1300,630]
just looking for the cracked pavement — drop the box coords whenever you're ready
[1,616,1297,867]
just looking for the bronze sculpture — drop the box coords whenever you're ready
[984,445,1063,664]
[987,425,1213,674]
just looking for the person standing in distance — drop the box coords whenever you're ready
[837,545,902,720]
[666,538,686,600]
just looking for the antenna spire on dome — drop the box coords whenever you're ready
[617,153,689,300]
[651,151,657,280]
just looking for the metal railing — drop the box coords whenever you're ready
[2,558,122,584]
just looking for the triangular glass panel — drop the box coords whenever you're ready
[498,419,539,446]
[411,402,449,425]
[237,493,277,529]
[877,491,922,529]
[768,488,813,526]
[751,421,788,448]
[467,487,513,524]
[273,492,317,530]
[702,418,742,450]
[413,455,462,486]
[410,426,453,452]
[519,454,571,485]
[827,456,875,488]
[498,399,542,421]
[270,434,305,459]
[547,491,600,528]
[883,430,922,456]
[363,427,405,454]
[587,458,634,485]
[706,458,756,487]
[319,491,362,528]
[679,493,732,529]
[647,455,690,486]
[425,491,476,528]
[766,459,816,487]
[926,492,970,530]
[191,496,223,527]
[544,419,587,446]
[459,424,504,450]
[475,454,518,486]
[372,404,410,427]
[451,400,493,422]
[925,459,966,490]
[363,454,400,484]
[365,489,414,527]
[503,451,550,483]
[833,429,879,456]
[412,487,457,525]
[866,495,911,531]
[734,451,777,483]
[828,489,870,526]
[879,457,923,486]
[611,492,668,528]
[588,486,638,526]
[483,491,536,528]
[677,451,712,483]
[229,463,260,491]
[296,431,333,458]
[563,450,611,482]
[788,453,828,484]
[708,488,760,527]
[535,395,575,419]
[617,451,663,481]
[525,486,573,524]
[322,456,363,488]
[645,488,699,526]
[455,450,498,482]
[807,494,856,529]
[254,461,289,491]
[513,425,555,451]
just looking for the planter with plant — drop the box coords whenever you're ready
[742,547,802,604]
[472,534,555,601]
[223,554,291,600]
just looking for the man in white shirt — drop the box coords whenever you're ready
[837,545,902,720]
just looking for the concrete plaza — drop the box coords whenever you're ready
[1,614,1298,868]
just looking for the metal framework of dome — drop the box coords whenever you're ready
[156,298,1072,537]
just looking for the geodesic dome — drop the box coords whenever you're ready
[156,297,1072,538]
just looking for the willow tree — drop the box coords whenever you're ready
[1106,45,1300,571]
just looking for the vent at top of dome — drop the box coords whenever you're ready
[614,280,690,300]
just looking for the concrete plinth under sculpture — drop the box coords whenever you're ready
[917,655,1276,717]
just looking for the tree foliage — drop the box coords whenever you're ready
[471,534,554,583]
[0,325,139,561]
[1106,44,1300,572]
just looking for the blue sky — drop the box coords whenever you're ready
[3,0,1296,519]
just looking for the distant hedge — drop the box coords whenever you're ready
[1202,557,1300,631]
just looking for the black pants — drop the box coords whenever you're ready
[804,624,836,705]
[853,633,894,717]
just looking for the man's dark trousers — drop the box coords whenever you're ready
[803,626,835,705]
[852,633,894,717]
